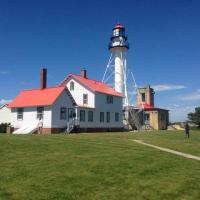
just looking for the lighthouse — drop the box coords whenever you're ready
[108,23,129,106]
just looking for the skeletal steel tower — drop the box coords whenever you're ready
[102,23,129,106]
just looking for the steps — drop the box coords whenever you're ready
[66,118,79,133]
[123,106,155,131]
[13,125,37,134]
[123,107,143,131]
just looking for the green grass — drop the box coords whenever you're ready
[0,130,200,200]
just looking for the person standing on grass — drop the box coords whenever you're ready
[38,117,43,134]
[185,122,190,138]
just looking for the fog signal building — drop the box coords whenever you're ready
[137,85,169,130]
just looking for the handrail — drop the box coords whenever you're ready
[66,118,79,133]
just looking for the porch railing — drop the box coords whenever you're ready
[66,118,79,133]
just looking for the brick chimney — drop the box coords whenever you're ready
[40,68,47,89]
[81,68,87,78]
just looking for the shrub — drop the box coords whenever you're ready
[0,123,10,133]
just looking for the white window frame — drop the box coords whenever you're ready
[115,112,119,122]
[80,110,85,122]
[83,94,88,105]
[70,81,74,91]
[107,95,113,104]
[106,112,110,123]
[100,112,104,123]
[17,108,23,120]
[37,107,44,119]
[60,107,67,120]
[88,111,93,122]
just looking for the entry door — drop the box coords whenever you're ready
[144,114,150,124]
[68,108,75,121]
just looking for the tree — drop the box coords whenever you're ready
[188,107,200,127]
[0,123,9,133]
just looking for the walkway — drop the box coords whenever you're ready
[131,139,200,161]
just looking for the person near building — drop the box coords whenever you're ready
[37,117,43,134]
[185,122,190,138]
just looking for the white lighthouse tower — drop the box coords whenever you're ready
[103,24,145,130]
[103,23,129,106]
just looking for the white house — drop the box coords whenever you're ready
[8,68,124,134]
[60,68,123,132]
[0,104,11,124]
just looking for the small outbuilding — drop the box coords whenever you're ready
[137,85,169,130]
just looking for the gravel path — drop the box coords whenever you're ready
[131,139,200,161]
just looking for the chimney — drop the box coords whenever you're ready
[81,68,87,78]
[40,68,47,89]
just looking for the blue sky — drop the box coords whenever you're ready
[0,0,200,121]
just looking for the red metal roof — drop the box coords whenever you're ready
[60,74,123,97]
[9,87,65,108]
[114,23,124,29]
[138,103,154,109]
[138,103,169,111]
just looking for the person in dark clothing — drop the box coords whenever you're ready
[185,122,190,138]
[37,117,43,135]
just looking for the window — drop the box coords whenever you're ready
[37,107,44,119]
[80,110,85,122]
[100,112,104,123]
[107,95,113,104]
[113,29,119,36]
[60,107,67,120]
[68,108,75,120]
[141,93,146,102]
[120,29,125,36]
[83,94,88,104]
[106,112,110,123]
[17,108,23,120]
[115,112,119,122]
[88,111,93,122]
[70,81,74,91]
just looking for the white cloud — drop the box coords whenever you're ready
[168,105,197,122]
[152,84,186,92]
[181,89,200,101]
[172,104,180,108]
[0,99,11,105]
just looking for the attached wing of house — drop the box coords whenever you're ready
[9,86,66,108]
[8,86,76,134]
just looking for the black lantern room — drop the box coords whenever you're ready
[109,24,129,50]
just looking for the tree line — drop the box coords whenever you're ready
[188,107,200,127]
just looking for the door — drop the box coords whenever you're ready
[144,113,150,125]
[68,108,75,121]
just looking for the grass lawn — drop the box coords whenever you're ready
[0,130,200,200]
